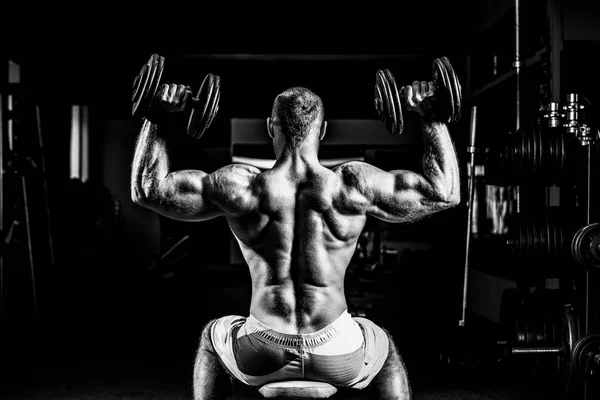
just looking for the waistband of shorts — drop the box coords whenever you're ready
[244,310,354,348]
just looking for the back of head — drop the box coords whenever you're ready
[271,87,324,147]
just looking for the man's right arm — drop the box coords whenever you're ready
[334,82,461,223]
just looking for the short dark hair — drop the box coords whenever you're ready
[271,87,324,147]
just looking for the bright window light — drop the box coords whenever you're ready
[70,105,89,181]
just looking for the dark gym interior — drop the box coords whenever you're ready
[2,1,600,399]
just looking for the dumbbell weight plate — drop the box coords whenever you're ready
[206,88,221,130]
[526,129,534,177]
[375,69,404,135]
[571,223,600,268]
[559,305,580,395]
[526,218,534,256]
[432,56,462,123]
[557,219,565,258]
[571,334,600,373]
[132,54,165,119]
[446,56,463,122]
[532,217,540,256]
[547,127,556,178]
[551,127,560,182]
[534,127,542,176]
[188,73,222,139]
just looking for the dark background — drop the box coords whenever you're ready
[1,1,600,399]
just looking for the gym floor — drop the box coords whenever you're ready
[0,252,570,400]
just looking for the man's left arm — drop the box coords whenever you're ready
[130,118,259,222]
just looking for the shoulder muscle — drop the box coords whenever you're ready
[209,163,261,215]
[331,161,378,212]
[334,161,385,196]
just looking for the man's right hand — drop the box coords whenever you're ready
[155,83,193,113]
[403,81,437,120]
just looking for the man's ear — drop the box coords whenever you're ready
[266,117,274,139]
[319,121,327,141]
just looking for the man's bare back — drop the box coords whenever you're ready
[224,159,365,334]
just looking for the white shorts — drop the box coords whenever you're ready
[210,310,389,389]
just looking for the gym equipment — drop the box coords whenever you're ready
[500,214,600,269]
[501,215,600,271]
[563,93,598,146]
[506,214,566,260]
[131,53,221,139]
[490,109,571,186]
[570,334,600,376]
[374,56,463,135]
[571,223,600,269]
[259,381,337,399]
[131,54,164,119]
[459,106,478,327]
[498,289,600,395]
[499,289,567,353]
[499,290,576,392]
[487,94,598,185]
[374,69,403,136]
[505,304,578,357]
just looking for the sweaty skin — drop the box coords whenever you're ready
[131,82,460,334]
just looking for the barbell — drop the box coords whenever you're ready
[131,53,221,139]
[374,56,463,135]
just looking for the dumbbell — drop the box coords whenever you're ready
[374,56,463,135]
[131,53,221,139]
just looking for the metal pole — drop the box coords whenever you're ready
[21,176,37,315]
[514,0,522,132]
[514,0,522,215]
[585,144,592,336]
[586,144,591,225]
[460,106,478,327]
[0,59,5,317]
[35,105,54,267]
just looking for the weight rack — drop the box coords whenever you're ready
[485,93,600,399]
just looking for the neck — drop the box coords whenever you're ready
[276,142,320,172]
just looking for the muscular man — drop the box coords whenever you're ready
[131,81,460,400]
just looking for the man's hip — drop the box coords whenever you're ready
[209,309,389,389]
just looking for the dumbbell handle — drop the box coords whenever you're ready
[396,83,450,119]
[397,82,440,99]
[152,88,201,112]
[181,90,202,110]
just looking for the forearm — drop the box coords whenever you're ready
[130,118,170,205]
[419,119,460,204]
